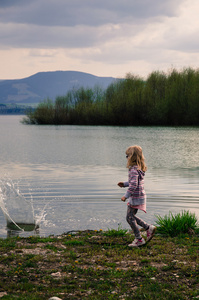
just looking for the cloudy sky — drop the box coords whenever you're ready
[1,0,199,80]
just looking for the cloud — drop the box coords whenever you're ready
[0,23,98,48]
[0,0,183,27]
[0,0,184,50]
[162,0,199,53]
[1,0,199,80]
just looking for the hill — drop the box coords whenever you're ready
[0,71,116,105]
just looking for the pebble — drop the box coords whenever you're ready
[0,292,7,298]
[51,272,61,278]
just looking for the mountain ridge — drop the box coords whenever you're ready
[0,71,117,105]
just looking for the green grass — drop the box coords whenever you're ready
[64,240,84,246]
[103,224,128,237]
[155,210,199,237]
[0,214,198,299]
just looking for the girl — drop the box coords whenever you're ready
[118,145,156,247]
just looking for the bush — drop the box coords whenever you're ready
[155,210,199,237]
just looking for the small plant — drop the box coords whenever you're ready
[155,210,199,237]
[69,250,77,260]
[45,244,58,252]
[103,224,128,237]
[65,240,84,246]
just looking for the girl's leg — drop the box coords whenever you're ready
[133,209,149,231]
[126,206,149,239]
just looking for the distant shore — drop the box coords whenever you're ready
[23,68,199,126]
[0,104,34,115]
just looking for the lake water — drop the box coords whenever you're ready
[0,115,199,238]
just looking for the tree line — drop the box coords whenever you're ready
[23,68,199,126]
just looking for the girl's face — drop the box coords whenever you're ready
[126,148,134,159]
[126,148,135,167]
[126,153,130,160]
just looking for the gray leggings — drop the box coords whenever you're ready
[126,206,149,239]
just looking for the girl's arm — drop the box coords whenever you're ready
[121,196,126,202]
[117,182,124,187]
[124,169,138,199]
[117,181,129,187]
[118,182,129,202]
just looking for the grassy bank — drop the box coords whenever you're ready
[0,229,198,299]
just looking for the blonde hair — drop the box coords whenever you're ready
[126,145,147,172]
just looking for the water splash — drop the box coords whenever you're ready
[0,178,37,232]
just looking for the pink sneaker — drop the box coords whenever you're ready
[146,225,156,242]
[128,237,145,247]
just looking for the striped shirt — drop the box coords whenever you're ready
[123,165,146,207]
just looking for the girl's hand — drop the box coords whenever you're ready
[121,196,126,202]
[117,182,124,188]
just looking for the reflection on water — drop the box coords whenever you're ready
[0,115,199,238]
[6,224,40,238]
